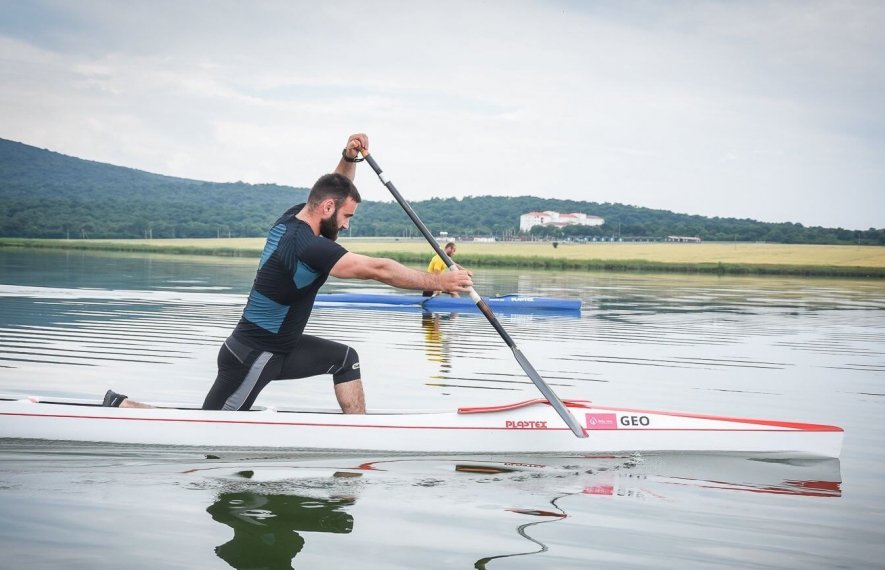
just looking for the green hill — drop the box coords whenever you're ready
[0,138,308,238]
[0,137,881,244]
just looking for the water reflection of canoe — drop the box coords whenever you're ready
[192,454,840,570]
[0,396,842,458]
[578,454,842,498]
[195,454,842,499]
[186,452,841,568]
[314,293,581,313]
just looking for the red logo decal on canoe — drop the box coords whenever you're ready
[504,420,548,429]
[585,413,618,430]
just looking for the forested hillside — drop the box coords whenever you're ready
[350,196,884,244]
[1,138,882,243]
[0,138,308,238]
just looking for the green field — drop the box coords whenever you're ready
[2,237,885,277]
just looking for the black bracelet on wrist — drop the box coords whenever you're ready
[341,148,364,163]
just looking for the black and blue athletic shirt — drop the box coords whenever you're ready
[233,204,348,352]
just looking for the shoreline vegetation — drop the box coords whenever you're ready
[2,237,885,278]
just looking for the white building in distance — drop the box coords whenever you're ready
[520,211,605,232]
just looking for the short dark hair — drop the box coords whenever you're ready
[445,242,456,249]
[307,173,362,209]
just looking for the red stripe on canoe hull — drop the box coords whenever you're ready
[0,411,841,433]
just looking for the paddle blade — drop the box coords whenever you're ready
[512,347,588,438]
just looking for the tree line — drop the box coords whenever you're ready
[1,138,882,244]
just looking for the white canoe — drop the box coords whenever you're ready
[0,396,843,458]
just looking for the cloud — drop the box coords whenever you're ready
[0,0,882,229]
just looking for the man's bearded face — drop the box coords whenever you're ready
[319,206,341,240]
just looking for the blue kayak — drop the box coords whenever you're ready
[315,293,581,313]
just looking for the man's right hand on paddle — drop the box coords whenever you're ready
[438,267,473,294]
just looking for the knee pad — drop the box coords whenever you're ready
[333,347,361,385]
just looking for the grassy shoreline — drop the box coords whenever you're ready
[3,237,885,278]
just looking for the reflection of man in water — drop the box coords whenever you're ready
[207,491,354,570]
[421,311,456,375]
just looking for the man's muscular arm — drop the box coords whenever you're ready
[331,252,473,293]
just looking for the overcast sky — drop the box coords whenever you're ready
[1,1,882,230]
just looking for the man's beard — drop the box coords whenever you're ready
[319,209,340,240]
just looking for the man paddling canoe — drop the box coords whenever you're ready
[103,133,473,414]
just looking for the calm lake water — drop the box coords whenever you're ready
[1,248,884,569]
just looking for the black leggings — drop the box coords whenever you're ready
[202,334,360,411]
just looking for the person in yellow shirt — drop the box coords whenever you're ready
[423,242,459,297]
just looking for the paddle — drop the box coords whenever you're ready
[360,150,587,438]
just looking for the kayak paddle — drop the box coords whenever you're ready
[360,149,587,438]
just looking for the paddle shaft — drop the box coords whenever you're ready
[360,151,587,438]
